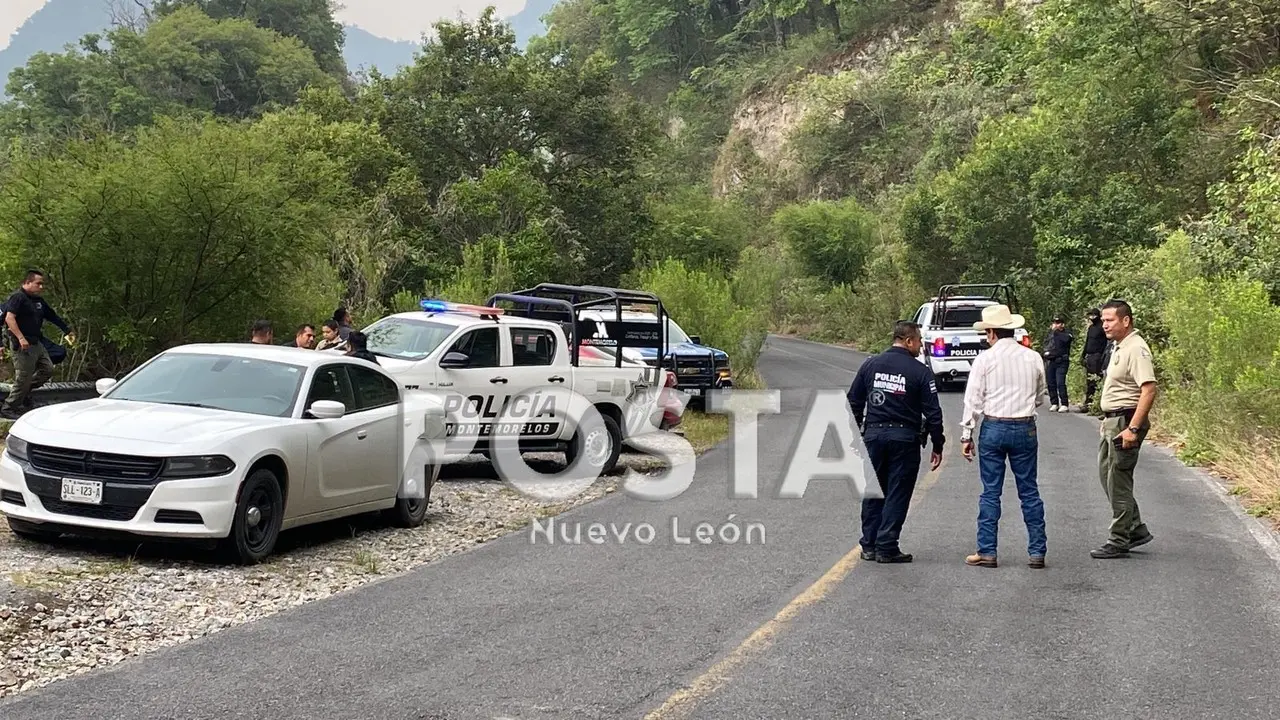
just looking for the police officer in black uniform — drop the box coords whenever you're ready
[1081,307,1107,411]
[1042,315,1074,411]
[848,320,945,564]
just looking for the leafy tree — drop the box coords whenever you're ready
[0,117,345,374]
[437,152,577,288]
[3,6,333,135]
[152,0,348,76]
[302,8,661,286]
[251,105,433,317]
[636,186,757,271]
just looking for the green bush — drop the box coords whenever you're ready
[0,117,344,376]
[636,186,758,273]
[770,197,877,287]
[436,240,516,306]
[635,258,769,376]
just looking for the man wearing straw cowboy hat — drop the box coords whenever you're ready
[959,303,1049,569]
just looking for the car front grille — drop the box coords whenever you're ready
[22,472,156,524]
[28,444,164,484]
[673,357,711,373]
[37,497,140,522]
[669,355,715,387]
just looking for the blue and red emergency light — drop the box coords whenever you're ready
[419,299,504,316]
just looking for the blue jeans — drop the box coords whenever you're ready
[976,418,1047,557]
[1046,358,1068,406]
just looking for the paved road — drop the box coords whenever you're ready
[5,334,1280,719]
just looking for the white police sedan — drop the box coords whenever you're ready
[0,344,444,564]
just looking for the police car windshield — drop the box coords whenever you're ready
[364,318,455,360]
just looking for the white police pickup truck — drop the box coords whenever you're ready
[358,290,682,475]
[912,284,1031,386]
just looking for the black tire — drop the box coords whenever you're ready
[218,468,284,565]
[386,465,434,528]
[7,517,60,542]
[564,412,622,476]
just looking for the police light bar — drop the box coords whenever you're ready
[419,299,504,316]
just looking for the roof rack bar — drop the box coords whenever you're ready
[489,283,668,375]
[485,293,584,365]
[929,283,1018,330]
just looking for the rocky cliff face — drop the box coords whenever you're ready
[706,10,967,201]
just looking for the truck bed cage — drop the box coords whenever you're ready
[486,284,667,373]
[929,283,1019,330]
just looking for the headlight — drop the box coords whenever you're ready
[5,434,29,462]
[161,455,236,479]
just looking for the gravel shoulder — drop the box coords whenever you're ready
[0,447,674,697]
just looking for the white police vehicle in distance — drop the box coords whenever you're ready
[912,284,1031,386]
[0,344,443,564]
[360,294,682,476]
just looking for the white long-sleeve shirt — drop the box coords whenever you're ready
[960,337,1048,439]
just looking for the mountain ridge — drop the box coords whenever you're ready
[0,0,555,89]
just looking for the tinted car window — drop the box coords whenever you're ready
[447,328,500,368]
[106,353,305,417]
[305,365,356,412]
[511,328,556,366]
[941,306,986,328]
[348,365,399,409]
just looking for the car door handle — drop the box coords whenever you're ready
[548,376,565,383]
[438,381,453,387]
[490,377,508,384]
[357,430,367,440]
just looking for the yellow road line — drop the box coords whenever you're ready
[643,459,946,720]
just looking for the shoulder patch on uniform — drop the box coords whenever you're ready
[1140,349,1150,359]
[928,381,937,394]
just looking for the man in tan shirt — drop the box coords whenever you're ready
[1092,299,1157,559]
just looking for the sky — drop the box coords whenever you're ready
[0,0,530,50]
[0,0,47,51]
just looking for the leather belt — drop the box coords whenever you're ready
[1103,408,1137,420]
[864,422,916,429]
[985,415,1035,423]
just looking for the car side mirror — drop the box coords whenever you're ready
[439,351,470,369]
[689,335,702,345]
[308,400,346,419]
[95,378,117,395]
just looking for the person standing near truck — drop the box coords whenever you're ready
[2,270,74,419]
[1042,315,1073,412]
[959,304,1049,569]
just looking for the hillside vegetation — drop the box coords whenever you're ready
[1,0,1278,511]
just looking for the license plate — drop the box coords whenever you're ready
[60,478,103,505]
[685,388,702,396]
